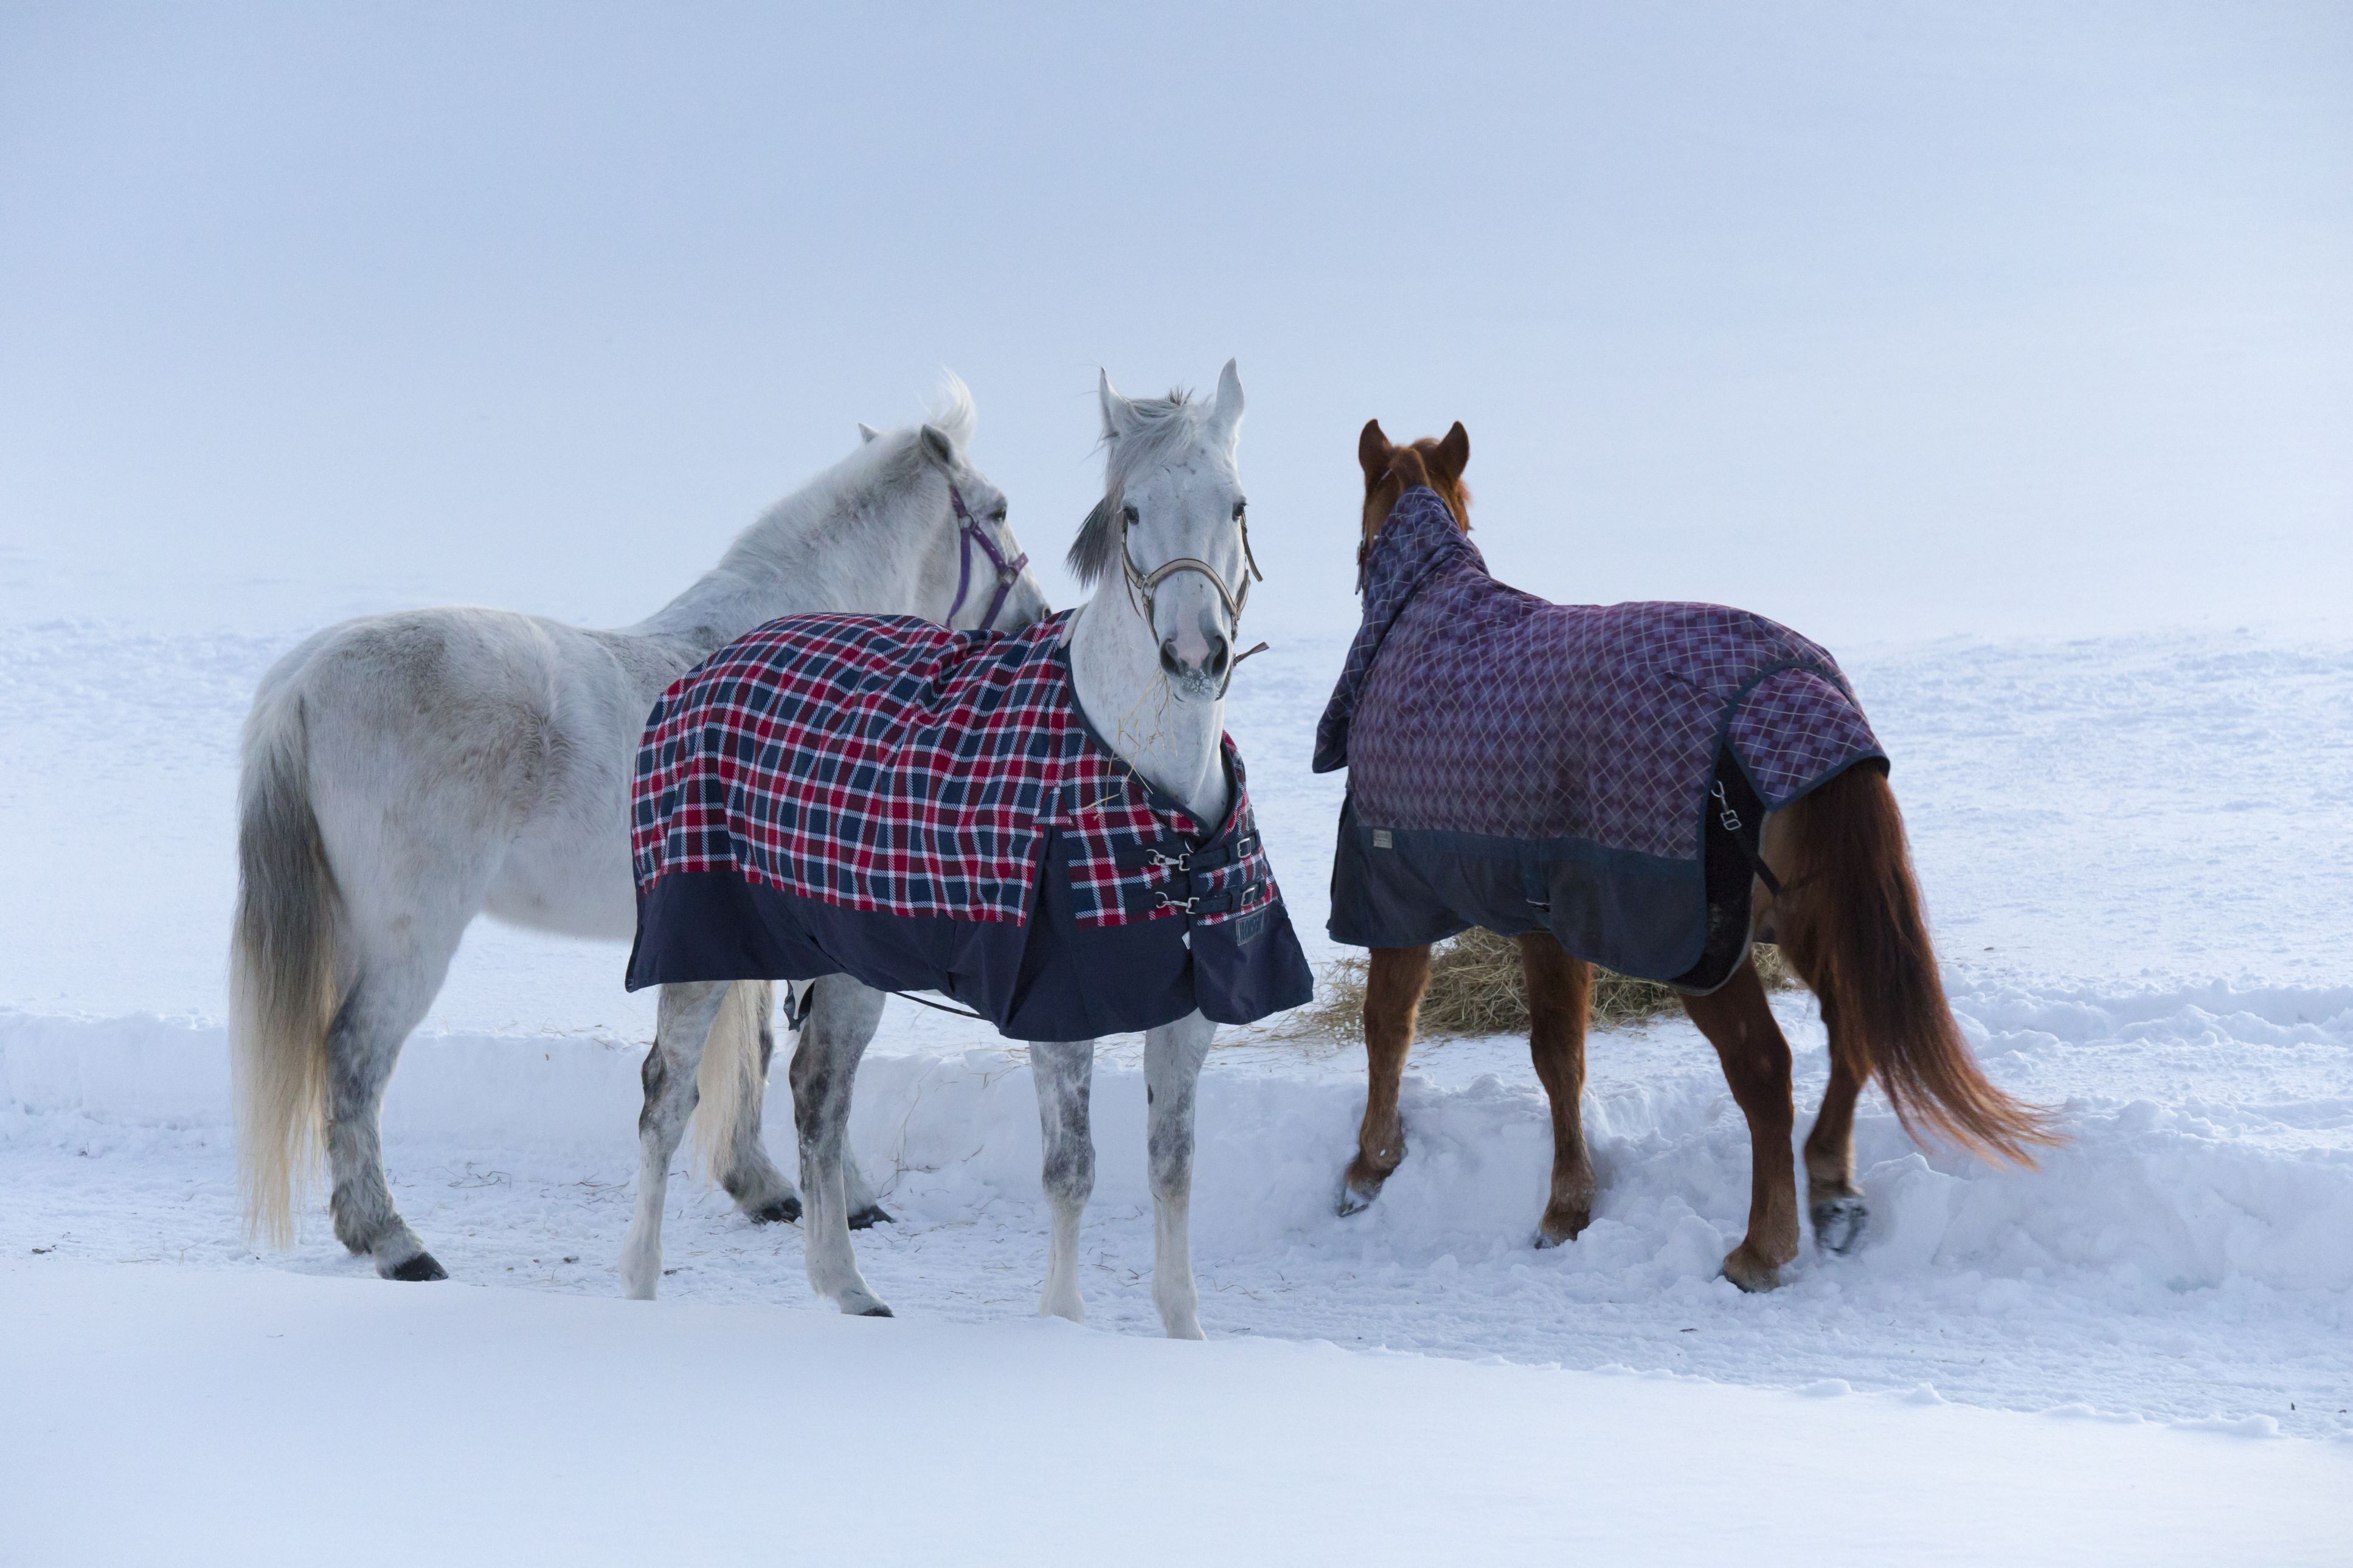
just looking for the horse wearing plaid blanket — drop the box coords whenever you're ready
[230,381,1045,1283]
[1326,422,2057,1291]
[623,361,1312,1335]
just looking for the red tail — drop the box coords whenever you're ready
[1780,767,2061,1166]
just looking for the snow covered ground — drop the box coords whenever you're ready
[4,604,2351,1560]
[11,1260,2344,1567]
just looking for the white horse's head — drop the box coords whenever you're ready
[868,379,1050,636]
[1069,359,1256,702]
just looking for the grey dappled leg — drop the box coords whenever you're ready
[829,980,894,1228]
[325,948,462,1281]
[719,983,800,1224]
[791,978,891,1317]
[1031,1038,1096,1323]
[771,980,891,1229]
[1145,1012,1216,1339]
[620,983,727,1301]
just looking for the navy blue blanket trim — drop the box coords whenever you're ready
[628,819,1312,1042]
[1330,748,1883,993]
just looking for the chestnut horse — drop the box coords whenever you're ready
[1334,421,2057,1291]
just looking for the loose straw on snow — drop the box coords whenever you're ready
[1283,927,1795,1041]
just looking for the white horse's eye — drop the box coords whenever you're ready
[991,505,1008,523]
[1121,503,1140,527]
[1232,500,1247,521]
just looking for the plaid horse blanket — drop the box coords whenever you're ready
[626,610,1311,1040]
[1314,486,1885,991]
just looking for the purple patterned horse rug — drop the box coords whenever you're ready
[628,610,1311,1039]
[1315,486,1886,993]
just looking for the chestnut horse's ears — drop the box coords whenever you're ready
[1358,418,1392,476]
[1432,421,1469,481]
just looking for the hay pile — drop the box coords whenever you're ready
[1288,927,1796,1041]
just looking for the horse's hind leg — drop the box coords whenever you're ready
[1801,989,1870,1254]
[1519,933,1597,1247]
[1031,1037,1095,1324]
[1340,944,1432,1216]
[1145,1010,1216,1340]
[325,928,469,1281]
[1681,959,1800,1292]
[715,984,800,1225]
[620,982,729,1301]
[790,976,891,1318]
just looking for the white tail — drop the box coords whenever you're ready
[229,695,340,1247]
[692,979,773,1180]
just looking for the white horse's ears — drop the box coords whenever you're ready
[917,423,957,470]
[1098,368,1134,441]
[858,423,882,444]
[1210,358,1244,444]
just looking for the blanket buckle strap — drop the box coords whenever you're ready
[1711,781,1785,899]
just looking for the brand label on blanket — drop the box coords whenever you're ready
[1373,829,1393,849]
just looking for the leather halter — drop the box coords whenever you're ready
[1118,504,1266,645]
[946,483,1030,634]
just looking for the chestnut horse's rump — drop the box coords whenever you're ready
[1315,488,1885,993]
[629,610,1311,1040]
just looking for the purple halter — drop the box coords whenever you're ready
[946,483,1029,634]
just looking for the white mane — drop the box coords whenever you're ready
[641,375,974,641]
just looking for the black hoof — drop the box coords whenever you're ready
[384,1251,448,1282]
[749,1196,803,1225]
[847,1204,895,1231]
[1336,1174,1387,1218]
[1812,1195,1868,1256]
[858,1304,895,1318]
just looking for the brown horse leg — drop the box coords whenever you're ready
[1801,989,1870,1254]
[1519,933,1596,1246]
[1339,944,1432,1216]
[1682,959,1799,1291]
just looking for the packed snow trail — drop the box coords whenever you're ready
[6,1260,2342,1568]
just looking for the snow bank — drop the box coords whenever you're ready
[10,974,2351,1302]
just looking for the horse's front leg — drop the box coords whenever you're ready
[1340,944,1432,1215]
[1030,1038,1096,1324]
[1518,933,1597,1246]
[789,976,892,1317]
[620,982,730,1300]
[1144,1010,1216,1340]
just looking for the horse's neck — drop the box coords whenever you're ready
[1069,590,1231,829]
[631,475,932,660]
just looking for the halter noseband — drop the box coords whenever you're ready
[946,483,1030,634]
[1118,504,1269,682]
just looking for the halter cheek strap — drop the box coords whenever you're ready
[946,483,1030,634]
[1120,509,1269,684]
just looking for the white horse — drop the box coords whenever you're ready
[624,362,1256,1339]
[232,381,1048,1281]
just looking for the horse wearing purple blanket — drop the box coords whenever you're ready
[1325,421,2060,1291]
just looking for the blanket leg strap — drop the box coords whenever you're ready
[783,982,986,1031]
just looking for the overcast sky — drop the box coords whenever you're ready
[2,2,2346,644]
